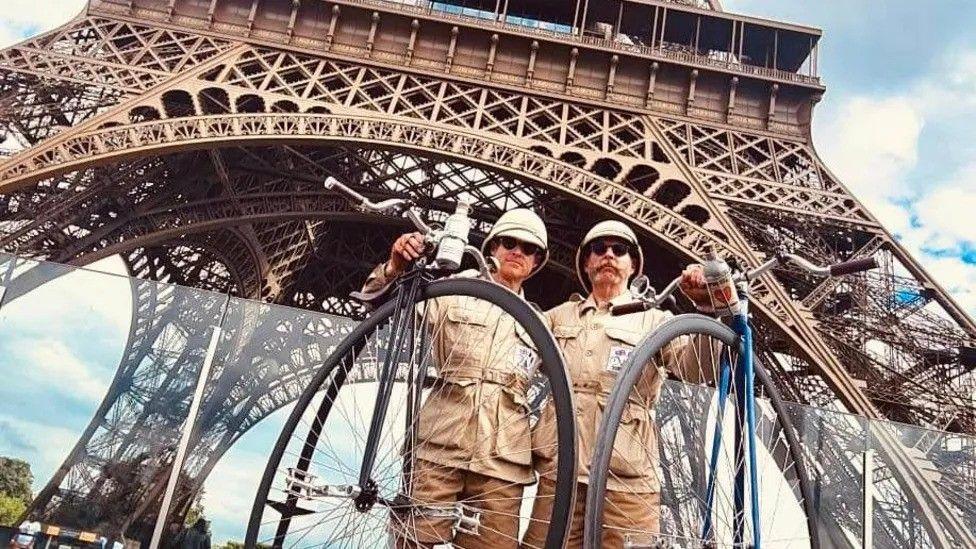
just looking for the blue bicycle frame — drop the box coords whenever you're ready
[701,292,762,549]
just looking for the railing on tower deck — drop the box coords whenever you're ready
[336,0,822,86]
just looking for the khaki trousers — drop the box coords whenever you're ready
[521,477,660,549]
[393,459,524,548]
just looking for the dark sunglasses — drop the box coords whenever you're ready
[589,240,630,257]
[498,236,542,257]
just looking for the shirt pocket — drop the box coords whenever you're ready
[440,304,492,370]
[552,324,583,367]
[416,383,475,452]
[493,386,532,466]
[603,326,644,375]
[530,401,558,464]
[605,401,657,485]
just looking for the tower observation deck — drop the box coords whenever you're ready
[0,0,973,546]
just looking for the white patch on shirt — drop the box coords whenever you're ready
[606,346,633,373]
[514,345,538,376]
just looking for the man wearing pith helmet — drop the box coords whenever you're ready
[361,208,548,548]
[523,219,714,548]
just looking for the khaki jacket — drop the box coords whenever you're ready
[363,264,538,485]
[533,290,710,493]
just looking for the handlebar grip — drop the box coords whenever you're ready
[829,257,878,276]
[611,301,651,316]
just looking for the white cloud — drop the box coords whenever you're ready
[201,449,266,528]
[2,256,133,334]
[914,162,976,246]
[813,47,976,317]
[0,413,83,493]
[0,1,87,48]
[21,340,111,403]
[815,96,923,216]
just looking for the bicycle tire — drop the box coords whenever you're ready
[583,314,819,549]
[245,277,577,549]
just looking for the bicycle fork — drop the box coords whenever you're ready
[702,309,762,549]
[356,271,423,511]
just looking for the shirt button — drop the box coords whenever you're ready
[586,350,593,357]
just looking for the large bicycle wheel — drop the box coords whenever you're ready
[583,314,819,549]
[245,277,576,549]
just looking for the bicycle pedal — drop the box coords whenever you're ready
[411,503,481,536]
[454,503,481,536]
[284,469,361,500]
[623,533,682,549]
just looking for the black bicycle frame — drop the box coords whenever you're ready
[357,266,427,494]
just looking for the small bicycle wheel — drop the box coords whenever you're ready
[583,314,819,549]
[245,277,576,549]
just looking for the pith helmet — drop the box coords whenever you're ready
[481,208,549,276]
[575,220,644,291]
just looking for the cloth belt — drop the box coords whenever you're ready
[571,378,649,409]
[437,366,528,393]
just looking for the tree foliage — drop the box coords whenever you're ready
[0,457,33,504]
[183,490,205,527]
[216,542,269,549]
[0,494,26,526]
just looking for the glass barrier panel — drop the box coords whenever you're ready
[182,297,361,546]
[0,252,228,548]
[782,398,868,548]
[654,380,866,549]
[868,415,976,548]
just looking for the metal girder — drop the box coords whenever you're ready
[1,2,974,546]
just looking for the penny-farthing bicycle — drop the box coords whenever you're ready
[583,251,877,548]
[245,179,577,549]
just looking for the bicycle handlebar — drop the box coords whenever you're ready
[611,252,879,316]
[609,301,654,316]
[829,256,879,277]
[326,177,494,280]
[325,177,433,235]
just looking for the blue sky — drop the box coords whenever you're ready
[725,0,976,314]
[2,0,976,545]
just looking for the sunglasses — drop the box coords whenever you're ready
[498,236,543,257]
[589,240,631,257]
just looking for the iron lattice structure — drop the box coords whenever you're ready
[0,0,974,546]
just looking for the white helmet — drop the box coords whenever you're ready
[481,208,549,277]
[575,220,643,291]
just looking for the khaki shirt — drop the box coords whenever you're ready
[533,290,709,493]
[363,264,538,485]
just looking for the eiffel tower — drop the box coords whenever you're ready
[1,0,974,546]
